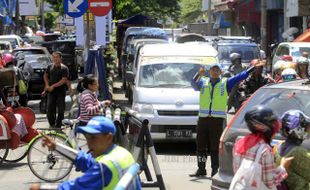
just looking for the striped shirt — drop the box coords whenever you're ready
[79,89,105,122]
[233,140,288,189]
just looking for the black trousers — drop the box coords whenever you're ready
[47,90,66,128]
[196,116,225,170]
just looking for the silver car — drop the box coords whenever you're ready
[211,79,310,190]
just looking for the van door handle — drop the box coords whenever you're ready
[224,141,234,147]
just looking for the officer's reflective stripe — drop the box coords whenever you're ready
[115,163,140,190]
[199,109,226,115]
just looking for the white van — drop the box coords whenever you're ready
[126,43,218,141]
[0,35,23,49]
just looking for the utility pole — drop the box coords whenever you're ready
[260,0,267,53]
[41,0,45,31]
[207,0,212,35]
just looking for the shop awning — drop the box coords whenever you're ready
[214,0,237,12]
[286,0,310,17]
[294,29,310,42]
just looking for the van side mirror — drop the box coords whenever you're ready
[125,71,135,83]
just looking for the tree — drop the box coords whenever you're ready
[180,0,203,24]
[113,0,181,23]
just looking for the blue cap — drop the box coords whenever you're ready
[76,116,116,135]
[209,63,222,70]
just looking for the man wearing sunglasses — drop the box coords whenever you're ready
[30,116,141,190]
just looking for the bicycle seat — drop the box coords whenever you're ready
[62,119,79,126]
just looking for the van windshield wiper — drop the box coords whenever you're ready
[142,83,191,88]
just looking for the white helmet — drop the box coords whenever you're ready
[296,57,309,65]
[281,68,297,81]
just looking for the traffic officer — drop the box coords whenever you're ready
[30,116,141,190]
[190,61,263,177]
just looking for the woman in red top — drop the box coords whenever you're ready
[232,105,294,189]
[77,74,110,126]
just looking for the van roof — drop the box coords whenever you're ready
[140,43,218,57]
[279,42,310,47]
[0,34,20,38]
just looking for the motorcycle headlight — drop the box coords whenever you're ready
[133,103,154,114]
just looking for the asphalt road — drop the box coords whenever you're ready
[0,80,234,190]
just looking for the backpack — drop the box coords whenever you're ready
[229,144,276,190]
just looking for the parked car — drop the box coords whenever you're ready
[23,54,52,100]
[40,40,78,80]
[211,79,310,190]
[0,34,24,49]
[125,38,169,103]
[0,41,13,54]
[272,42,310,65]
[13,47,51,57]
[212,36,261,72]
[126,43,218,141]
[120,27,169,88]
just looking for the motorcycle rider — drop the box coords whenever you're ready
[295,57,309,79]
[227,53,246,112]
[241,59,274,97]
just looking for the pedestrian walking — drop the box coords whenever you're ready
[30,116,141,190]
[274,110,310,190]
[42,51,69,128]
[190,60,263,177]
[230,105,293,190]
[77,74,111,126]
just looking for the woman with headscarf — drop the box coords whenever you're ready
[274,110,310,190]
[231,105,293,189]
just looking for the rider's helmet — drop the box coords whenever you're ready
[281,110,310,144]
[230,53,241,63]
[245,105,280,144]
[2,53,14,66]
[281,55,293,62]
[281,68,297,81]
[296,57,309,66]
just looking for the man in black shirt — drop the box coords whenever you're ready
[43,51,69,128]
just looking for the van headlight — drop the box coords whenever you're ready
[133,103,154,114]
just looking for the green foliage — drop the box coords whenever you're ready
[180,0,202,24]
[44,12,57,31]
[45,0,64,14]
[113,0,181,23]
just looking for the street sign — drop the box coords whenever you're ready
[88,0,112,17]
[64,0,88,18]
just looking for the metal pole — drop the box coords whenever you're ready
[41,0,45,31]
[260,0,267,53]
[86,11,90,50]
[207,0,212,35]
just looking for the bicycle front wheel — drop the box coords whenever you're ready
[5,141,28,162]
[0,140,9,165]
[27,133,74,182]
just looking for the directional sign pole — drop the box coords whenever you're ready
[86,10,90,50]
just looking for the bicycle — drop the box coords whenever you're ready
[26,104,127,182]
[27,119,88,182]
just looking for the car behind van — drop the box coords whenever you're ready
[126,43,218,141]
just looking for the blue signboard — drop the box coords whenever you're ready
[64,0,88,18]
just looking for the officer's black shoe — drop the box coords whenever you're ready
[211,169,218,177]
[189,168,207,177]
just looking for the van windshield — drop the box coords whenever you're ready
[138,62,202,88]
[0,38,17,48]
[218,45,260,63]
[232,88,310,129]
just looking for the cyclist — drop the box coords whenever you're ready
[77,74,111,126]
[30,116,141,190]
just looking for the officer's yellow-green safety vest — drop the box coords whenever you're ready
[95,145,136,190]
[199,77,228,118]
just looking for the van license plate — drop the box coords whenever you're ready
[166,130,192,138]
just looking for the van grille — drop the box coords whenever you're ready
[157,110,198,116]
[151,125,196,133]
